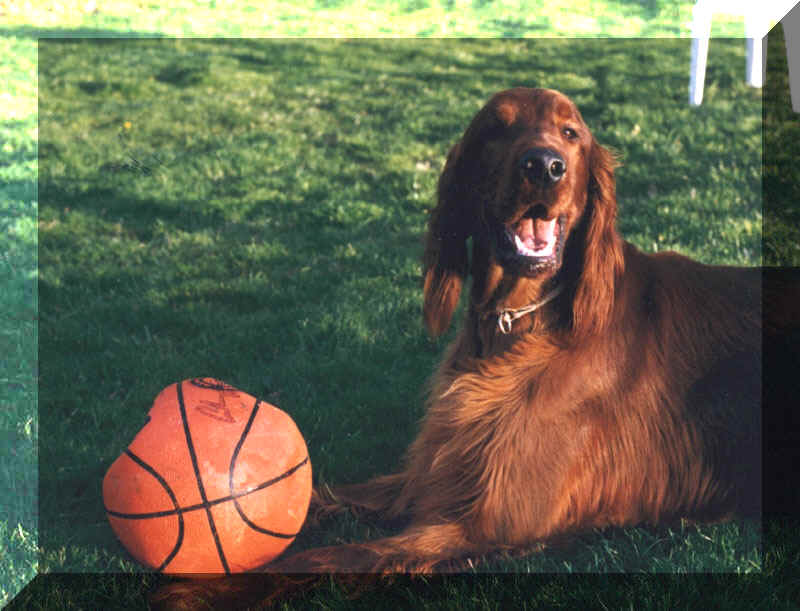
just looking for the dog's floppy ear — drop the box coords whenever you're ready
[571,139,624,339]
[423,140,474,337]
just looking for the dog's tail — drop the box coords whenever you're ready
[149,521,503,610]
[148,574,291,611]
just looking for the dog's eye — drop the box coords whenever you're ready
[562,126,578,140]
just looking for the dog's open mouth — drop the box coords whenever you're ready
[512,216,559,257]
[493,212,566,274]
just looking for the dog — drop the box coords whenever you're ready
[153,87,791,609]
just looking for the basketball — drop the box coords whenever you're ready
[102,377,312,574]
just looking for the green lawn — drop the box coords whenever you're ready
[0,0,755,37]
[18,34,781,609]
[0,31,38,608]
[2,2,800,609]
[763,24,800,264]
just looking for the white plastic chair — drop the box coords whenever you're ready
[784,2,800,111]
[689,0,799,111]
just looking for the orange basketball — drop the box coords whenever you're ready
[102,377,312,574]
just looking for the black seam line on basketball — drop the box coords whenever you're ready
[116,449,184,573]
[103,455,311,521]
[177,380,231,575]
[189,377,235,392]
[229,399,303,539]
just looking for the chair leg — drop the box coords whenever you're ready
[690,3,712,106]
[746,37,765,88]
[690,38,710,106]
[783,4,800,112]
[745,14,770,88]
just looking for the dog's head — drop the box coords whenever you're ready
[423,87,623,338]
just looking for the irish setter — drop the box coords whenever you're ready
[154,87,769,606]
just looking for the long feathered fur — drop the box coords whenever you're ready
[152,87,773,609]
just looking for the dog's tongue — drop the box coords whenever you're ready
[515,217,557,256]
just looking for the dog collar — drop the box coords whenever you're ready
[493,285,564,334]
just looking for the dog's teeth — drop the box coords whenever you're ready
[515,232,555,257]
[514,234,531,255]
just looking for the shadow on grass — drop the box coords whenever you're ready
[484,17,553,36]
[763,24,800,265]
[614,0,671,21]
[0,26,167,39]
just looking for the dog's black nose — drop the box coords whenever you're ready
[519,148,566,184]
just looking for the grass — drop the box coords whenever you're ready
[0,0,758,38]
[23,33,781,609]
[2,1,799,609]
[763,24,800,265]
[0,28,38,608]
